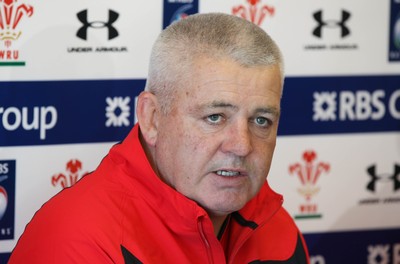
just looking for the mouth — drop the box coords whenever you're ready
[215,170,244,177]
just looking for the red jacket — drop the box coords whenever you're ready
[9,125,309,264]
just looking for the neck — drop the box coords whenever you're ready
[209,214,229,236]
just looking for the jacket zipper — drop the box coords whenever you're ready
[197,218,214,264]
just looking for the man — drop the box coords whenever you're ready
[9,13,309,263]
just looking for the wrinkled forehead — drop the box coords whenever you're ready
[185,57,282,93]
[171,58,282,111]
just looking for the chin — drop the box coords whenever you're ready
[207,200,248,215]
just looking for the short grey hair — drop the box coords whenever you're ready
[145,12,284,113]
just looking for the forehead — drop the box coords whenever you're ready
[177,58,282,107]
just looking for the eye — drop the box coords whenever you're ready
[254,116,270,127]
[206,114,223,124]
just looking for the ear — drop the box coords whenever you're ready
[136,91,159,146]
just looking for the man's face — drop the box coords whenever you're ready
[154,58,282,217]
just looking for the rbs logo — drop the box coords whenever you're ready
[368,243,400,264]
[313,89,400,121]
[0,105,58,140]
[0,163,8,174]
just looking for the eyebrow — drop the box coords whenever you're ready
[208,101,238,110]
[200,100,280,118]
[255,107,281,118]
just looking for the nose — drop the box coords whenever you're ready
[221,119,253,157]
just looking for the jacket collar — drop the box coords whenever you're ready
[238,181,283,227]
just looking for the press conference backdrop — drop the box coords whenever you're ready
[1,0,399,263]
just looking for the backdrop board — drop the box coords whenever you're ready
[1,0,399,263]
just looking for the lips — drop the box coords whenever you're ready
[214,168,249,178]
[216,170,241,176]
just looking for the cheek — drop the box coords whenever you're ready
[184,136,211,154]
[172,135,213,191]
[254,139,276,172]
[265,140,276,162]
[167,126,208,167]
[178,134,220,177]
[179,121,215,152]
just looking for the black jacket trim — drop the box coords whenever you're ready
[120,245,143,264]
[232,212,258,230]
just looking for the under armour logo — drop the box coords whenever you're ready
[312,10,351,38]
[366,164,400,192]
[77,9,119,40]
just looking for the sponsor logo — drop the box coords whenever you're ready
[368,243,400,264]
[310,255,326,264]
[232,0,274,26]
[389,0,400,61]
[278,76,400,135]
[360,164,400,205]
[105,96,131,127]
[67,9,127,54]
[77,9,119,40]
[313,89,400,122]
[0,105,58,140]
[312,10,350,38]
[0,160,15,240]
[305,9,358,51]
[366,164,400,193]
[163,0,198,29]
[167,3,191,24]
[289,150,330,219]
[0,80,141,146]
[51,159,88,189]
[0,0,34,66]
